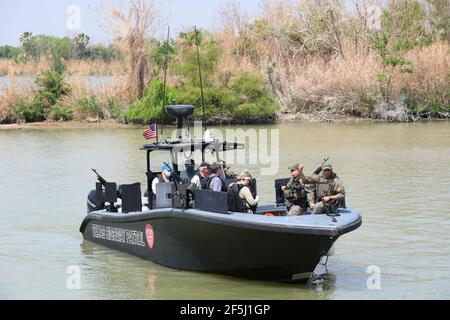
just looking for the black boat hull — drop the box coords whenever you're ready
[80,209,361,282]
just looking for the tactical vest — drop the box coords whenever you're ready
[316,179,332,200]
[203,175,227,192]
[227,183,246,213]
[284,177,307,202]
[314,174,344,213]
[195,174,205,188]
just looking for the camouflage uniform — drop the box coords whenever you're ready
[305,164,345,214]
[284,176,311,216]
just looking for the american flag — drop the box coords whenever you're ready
[143,124,158,140]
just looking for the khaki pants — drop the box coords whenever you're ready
[287,205,306,216]
[314,201,338,215]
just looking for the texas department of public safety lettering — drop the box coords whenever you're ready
[91,224,146,247]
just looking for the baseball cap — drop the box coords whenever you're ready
[322,162,333,170]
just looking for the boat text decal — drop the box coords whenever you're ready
[91,224,145,247]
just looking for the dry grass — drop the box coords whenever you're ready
[0,78,34,123]
[212,0,449,120]
[0,59,49,76]
[0,58,126,76]
[399,41,450,109]
[64,59,126,76]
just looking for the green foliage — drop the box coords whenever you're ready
[73,95,101,118]
[48,104,73,121]
[12,99,45,123]
[151,40,176,69]
[126,70,278,124]
[174,29,220,87]
[126,78,177,124]
[33,70,71,109]
[382,0,427,43]
[5,33,121,63]
[87,44,121,62]
[0,45,22,59]
[10,70,71,123]
[105,97,124,119]
[74,33,90,59]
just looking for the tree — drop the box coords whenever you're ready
[19,31,38,59]
[74,33,90,59]
[111,0,163,100]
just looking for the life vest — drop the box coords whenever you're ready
[202,175,227,192]
[227,183,246,213]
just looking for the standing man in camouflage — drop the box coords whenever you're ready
[299,162,345,215]
[281,164,313,216]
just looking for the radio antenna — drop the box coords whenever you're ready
[160,26,170,141]
[194,26,206,131]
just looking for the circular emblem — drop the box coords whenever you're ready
[145,224,154,249]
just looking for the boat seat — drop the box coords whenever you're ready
[104,182,118,203]
[194,189,229,214]
[155,182,174,209]
[120,183,142,213]
[180,165,197,181]
[275,178,290,205]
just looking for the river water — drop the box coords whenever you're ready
[0,122,449,300]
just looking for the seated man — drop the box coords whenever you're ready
[281,164,312,216]
[299,162,345,214]
[203,163,227,192]
[191,161,210,189]
[152,164,172,195]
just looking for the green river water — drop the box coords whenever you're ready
[0,122,449,299]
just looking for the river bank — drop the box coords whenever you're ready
[1,114,448,131]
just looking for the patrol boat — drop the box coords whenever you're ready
[79,105,362,283]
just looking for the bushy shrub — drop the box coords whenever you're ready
[105,97,124,120]
[126,71,278,124]
[126,78,177,124]
[34,70,71,108]
[13,99,45,122]
[73,95,101,119]
[48,104,73,121]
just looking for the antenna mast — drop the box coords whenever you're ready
[194,26,207,131]
[160,26,170,141]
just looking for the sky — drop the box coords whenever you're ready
[0,0,263,46]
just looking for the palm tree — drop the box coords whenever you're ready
[19,32,33,45]
[74,33,90,59]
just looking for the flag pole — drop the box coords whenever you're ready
[194,26,207,133]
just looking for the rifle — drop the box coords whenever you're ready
[314,157,330,175]
[92,168,107,186]
[91,169,122,198]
